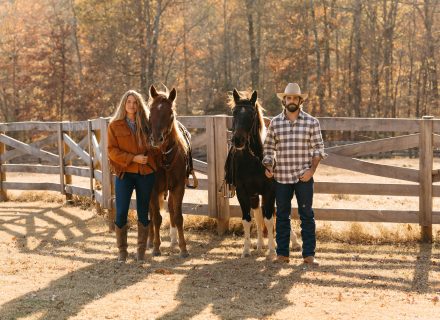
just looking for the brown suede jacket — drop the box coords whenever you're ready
[107,119,158,177]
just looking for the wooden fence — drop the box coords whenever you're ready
[0,116,438,241]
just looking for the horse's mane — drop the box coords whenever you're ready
[149,91,189,153]
[227,90,266,141]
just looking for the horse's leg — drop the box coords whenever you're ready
[290,219,301,251]
[147,186,159,250]
[253,207,264,252]
[170,185,189,258]
[147,223,154,249]
[237,189,251,257]
[150,193,163,256]
[250,195,264,252]
[263,193,276,257]
[167,195,178,248]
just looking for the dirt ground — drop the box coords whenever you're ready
[1,158,440,319]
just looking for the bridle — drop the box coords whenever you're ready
[231,102,259,156]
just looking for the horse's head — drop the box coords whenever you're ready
[229,89,259,150]
[148,85,177,148]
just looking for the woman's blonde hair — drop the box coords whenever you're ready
[110,90,150,147]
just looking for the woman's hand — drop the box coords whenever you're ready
[133,154,148,164]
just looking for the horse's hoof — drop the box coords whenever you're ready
[267,249,276,257]
[241,252,251,258]
[152,250,162,257]
[179,251,189,258]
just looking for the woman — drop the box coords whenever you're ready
[108,90,157,262]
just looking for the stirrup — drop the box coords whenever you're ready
[185,169,198,189]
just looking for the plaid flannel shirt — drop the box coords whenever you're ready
[263,109,327,184]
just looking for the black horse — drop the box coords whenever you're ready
[225,89,300,257]
[223,90,271,256]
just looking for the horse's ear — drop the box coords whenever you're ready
[233,89,240,103]
[150,85,158,98]
[250,90,258,105]
[168,88,177,102]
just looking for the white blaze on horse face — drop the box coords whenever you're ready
[157,103,162,110]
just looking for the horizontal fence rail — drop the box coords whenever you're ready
[0,116,438,241]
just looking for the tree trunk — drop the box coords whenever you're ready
[422,0,439,110]
[382,0,398,117]
[69,0,83,85]
[351,0,362,117]
[310,0,325,115]
[147,0,163,86]
[245,0,260,90]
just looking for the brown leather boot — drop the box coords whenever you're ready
[303,256,319,266]
[136,222,149,262]
[115,224,128,263]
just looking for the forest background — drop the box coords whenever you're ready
[0,0,438,122]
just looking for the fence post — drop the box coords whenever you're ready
[419,115,433,242]
[87,120,95,200]
[0,131,7,201]
[62,123,73,203]
[93,120,103,214]
[214,115,230,235]
[206,116,217,218]
[57,123,66,196]
[99,117,114,232]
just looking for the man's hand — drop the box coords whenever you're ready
[299,169,314,182]
[133,154,148,164]
[265,167,274,178]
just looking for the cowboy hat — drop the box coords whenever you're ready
[277,83,308,100]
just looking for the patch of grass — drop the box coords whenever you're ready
[316,222,431,244]
[332,194,351,201]
[8,191,64,203]
[70,195,95,210]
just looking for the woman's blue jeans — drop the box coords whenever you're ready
[275,178,316,258]
[115,172,155,228]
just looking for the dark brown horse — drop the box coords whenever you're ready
[147,85,192,257]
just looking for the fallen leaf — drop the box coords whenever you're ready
[155,268,173,275]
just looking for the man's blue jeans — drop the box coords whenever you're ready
[115,172,155,228]
[275,178,316,258]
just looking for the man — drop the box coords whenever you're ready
[263,83,326,265]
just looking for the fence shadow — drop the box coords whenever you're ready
[0,203,438,319]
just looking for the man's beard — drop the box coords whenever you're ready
[283,101,300,112]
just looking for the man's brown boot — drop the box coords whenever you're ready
[115,224,128,263]
[303,256,319,266]
[274,255,290,263]
[136,222,149,262]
